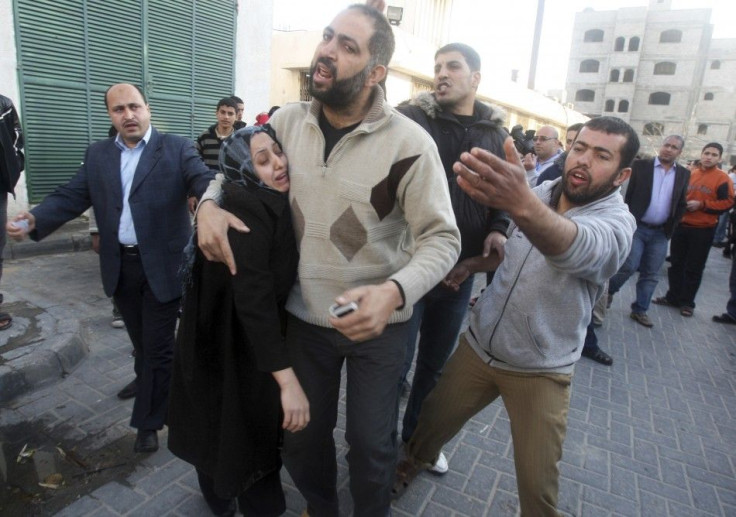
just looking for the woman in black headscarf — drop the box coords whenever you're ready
[168,125,308,516]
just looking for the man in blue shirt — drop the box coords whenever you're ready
[7,83,213,453]
[607,135,690,327]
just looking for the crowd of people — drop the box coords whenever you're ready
[2,1,736,516]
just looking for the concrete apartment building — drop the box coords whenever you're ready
[566,0,736,164]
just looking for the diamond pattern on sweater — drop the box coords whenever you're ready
[330,206,367,261]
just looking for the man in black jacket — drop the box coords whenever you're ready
[0,94,24,330]
[395,43,510,472]
[607,135,690,327]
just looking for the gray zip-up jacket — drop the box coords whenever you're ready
[466,179,635,375]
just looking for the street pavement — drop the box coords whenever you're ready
[0,237,735,516]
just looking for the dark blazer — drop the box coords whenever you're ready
[625,158,690,238]
[31,127,213,303]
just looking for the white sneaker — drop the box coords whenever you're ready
[429,451,448,475]
[111,317,125,329]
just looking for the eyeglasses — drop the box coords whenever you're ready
[532,136,555,142]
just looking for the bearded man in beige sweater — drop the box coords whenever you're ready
[194,4,460,516]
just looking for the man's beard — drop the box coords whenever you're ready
[563,168,621,205]
[309,58,371,109]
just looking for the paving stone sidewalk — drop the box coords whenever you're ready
[0,247,735,516]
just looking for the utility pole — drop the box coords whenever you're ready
[528,0,545,90]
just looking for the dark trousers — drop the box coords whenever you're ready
[728,254,736,319]
[196,468,285,517]
[282,315,409,517]
[666,225,716,309]
[113,253,179,430]
[583,321,600,353]
[0,192,7,284]
[401,277,473,443]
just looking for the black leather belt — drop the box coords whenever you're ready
[638,221,664,230]
[120,244,140,255]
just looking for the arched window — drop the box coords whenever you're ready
[653,62,676,75]
[609,69,620,82]
[643,122,664,136]
[649,92,671,105]
[605,100,615,112]
[711,60,721,70]
[623,69,635,82]
[618,100,629,113]
[704,92,714,101]
[660,29,682,43]
[698,124,708,135]
[575,89,595,102]
[584,29,604,42]
[579,59,600,73]
[614,37,625,51]
[628,37,640,51]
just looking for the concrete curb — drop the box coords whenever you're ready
[0,320,89,406]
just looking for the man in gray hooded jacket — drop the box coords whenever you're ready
[393,116,639,516]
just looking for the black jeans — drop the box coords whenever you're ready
[113,253,179,430]
[666,225,716,309]
[282,315,409,517]
[196,468,285,516]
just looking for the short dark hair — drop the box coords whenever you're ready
[217,97,238,111]
[567,122,584,133]
[347,4,395,67]
[230,95,244,105]
[104,83,147,108]
[663,134,685,150]
[702,142,723,155]
[436,43,481,72]
[582,116,640,170]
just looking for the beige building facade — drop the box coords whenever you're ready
[566,0,736,164]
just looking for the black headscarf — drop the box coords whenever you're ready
[219,124,284,193]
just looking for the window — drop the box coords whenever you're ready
[575,89,595,102]
[704,92,714,101]
[614,37,625,51]
[605,100,615,112]
[649,92,671,105]
[609,69,620,82]
[660,29,682,43]
[618,100,629,113]
[623,69,634,82]
[711,60,721,70]
[653,62,676,75]
[579,59,600,73]
[584,29,604,42]
[698,124,708,135]
[628,37,640,51]
[643,122,664,136]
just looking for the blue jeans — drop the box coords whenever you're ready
[714,211,729,243]
[401,276,474,443]
[608,225,669,313]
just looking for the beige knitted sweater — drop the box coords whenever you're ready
[203,87,460,327]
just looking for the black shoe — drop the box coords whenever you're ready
[134,430,158,453]
[117,380,137,400]
[581,347,613,366]
[713,313,736,325]
[713,241,727,248]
